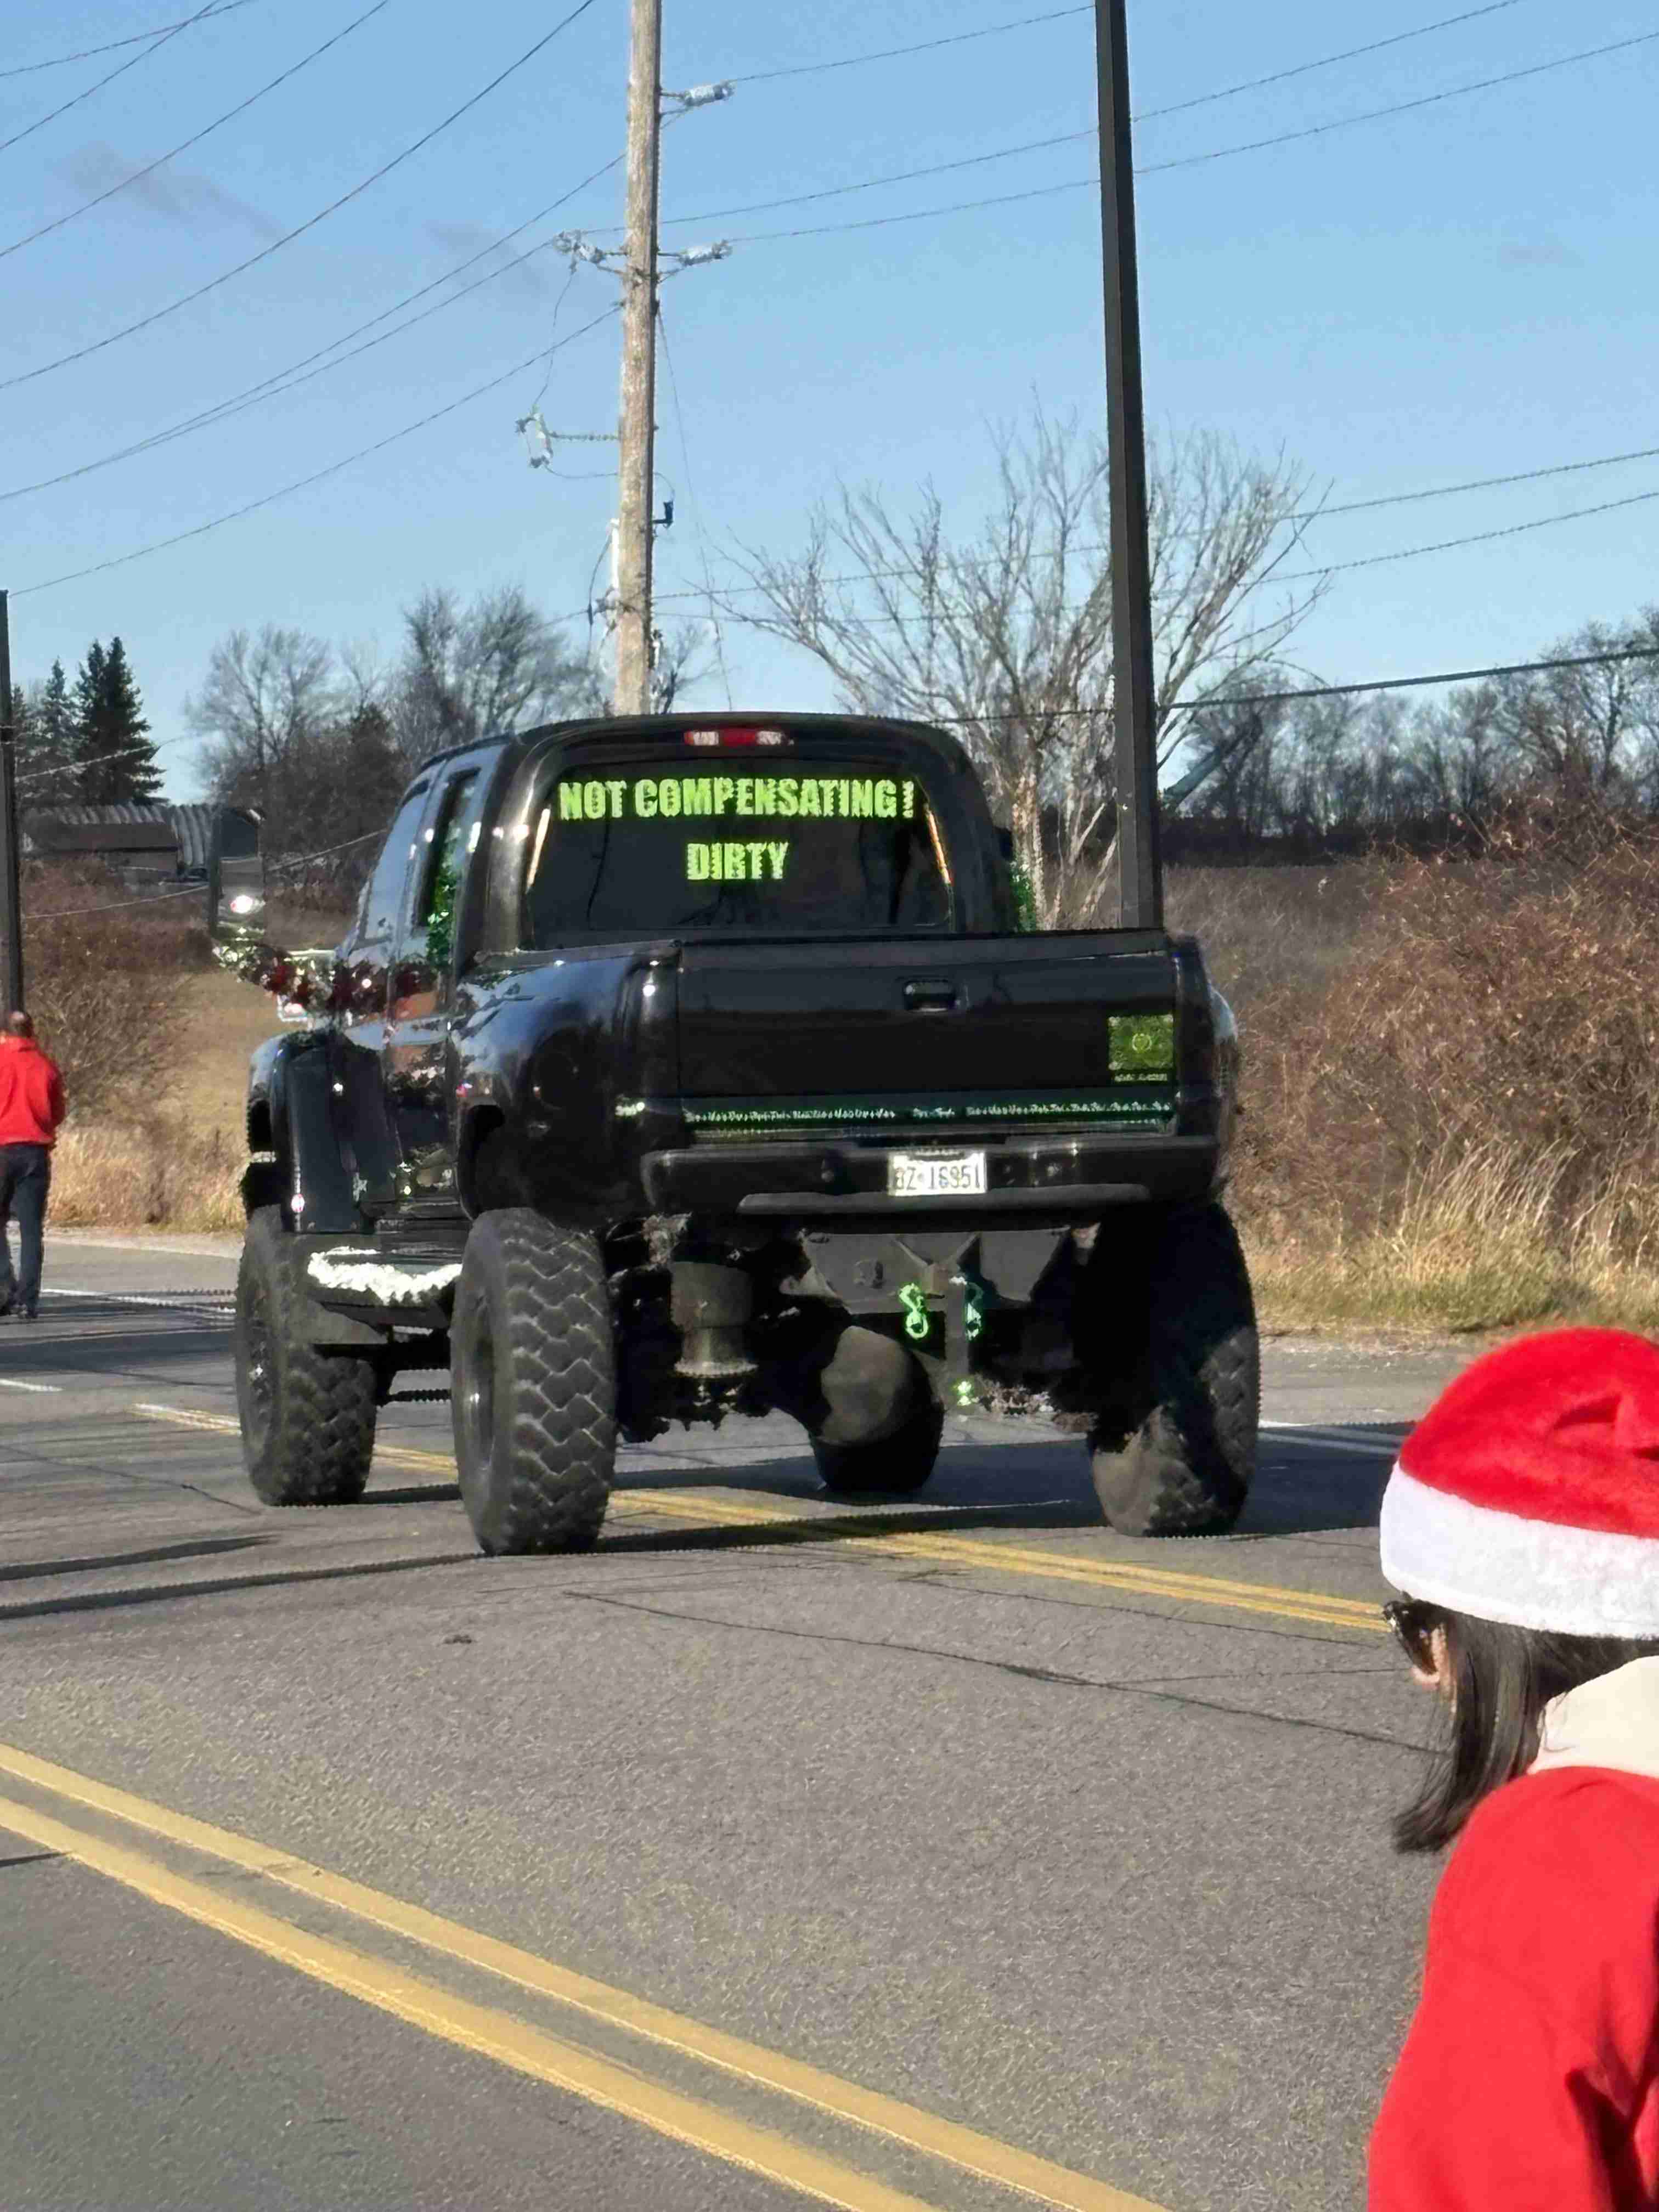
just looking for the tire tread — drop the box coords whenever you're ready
[236,1208,377,1506]
[1091,1205,1259,1537]
[453,1210,615,1553]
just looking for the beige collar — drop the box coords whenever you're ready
[1530,1655,1659,1780]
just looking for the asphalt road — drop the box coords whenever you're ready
[0,1234,1481,2212]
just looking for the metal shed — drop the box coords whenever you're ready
[22,803,263,928]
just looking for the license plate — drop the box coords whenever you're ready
[887,1150,988,1198]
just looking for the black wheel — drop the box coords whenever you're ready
[812,1395,944,1496]
[1090,1204,1259,1537]
[235,1206,377,1506]
[451,1209,615,1554]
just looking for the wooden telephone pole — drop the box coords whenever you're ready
[0,590,22,1011]
[614,0,663,716]
[1094,0,1163,930]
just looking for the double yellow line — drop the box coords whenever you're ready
[0,1740,1162,2212]
[134,1403,1386,1636]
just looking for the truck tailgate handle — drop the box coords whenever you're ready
[902,977,958,1011]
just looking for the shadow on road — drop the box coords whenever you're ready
[0,1534,268,1585]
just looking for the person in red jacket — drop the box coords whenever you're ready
[0,1010,67,1321]
[1370,1327,1659,2210]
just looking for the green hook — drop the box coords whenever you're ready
[899,1283,931,1341]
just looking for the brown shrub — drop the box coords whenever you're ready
[1235,826,1659,1232]
[18,862,196,1120]
[1165,861,1381,1027]
[1199,819,1659,1326]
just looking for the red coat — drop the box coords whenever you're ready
[0,1037,66,1147]
[1371,1665,1659,2210]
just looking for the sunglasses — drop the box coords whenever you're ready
[1383,1598,1445,1672]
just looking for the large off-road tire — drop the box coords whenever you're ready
[235,1206,377,1506]
[1090,1204,1259,1537]
[451,1209,616,1554]
[812,1393,945,1495]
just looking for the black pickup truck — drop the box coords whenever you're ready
[233,710,1256,1551]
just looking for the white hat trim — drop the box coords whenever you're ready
[1379,1462,1659,1640]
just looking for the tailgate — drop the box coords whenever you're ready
[674,933,1182,1137]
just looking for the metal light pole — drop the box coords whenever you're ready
[0,590,22,1009]
[1094,0,1163,930]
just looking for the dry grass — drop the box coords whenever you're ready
[48,1121,245,1233]
[1247,1141,1659,1336]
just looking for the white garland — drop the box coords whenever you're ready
[306,1249,462,1303]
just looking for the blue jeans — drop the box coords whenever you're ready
[0,1143,51,1312]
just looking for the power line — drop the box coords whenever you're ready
[1164,645,1659,719]
[1138,28,1659,179]
[664,129,1092,231]
[1133,0,1532,125]
[14,307,618,599]
[620,438,1659,618]
[15,734,198,790]
[0,0,222,158]
[0,0,603,395]
[723,0,1528,99]
[0,153,624,507]
[1273,482,1659,585]
[910,645,1659,729]
[0,2,259,79]
[30,826,387,922]
[723,28,1659,245]
[727,5,1088,84]
[697,459,1659,618]
[658,307,734,709]
[2,0,392,263]
[1300,443,1659,524]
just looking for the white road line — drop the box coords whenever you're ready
[1261,1423,1402,1459]
[0,1377,61,1393]
[42,1289,232,1314]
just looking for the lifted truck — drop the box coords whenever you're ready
[232,710,1256,1551]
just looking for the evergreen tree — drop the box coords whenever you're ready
[76,636,161,803]
[71,641,105,799]
[21,659,81,805]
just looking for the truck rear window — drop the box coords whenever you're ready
[522,762,953,940]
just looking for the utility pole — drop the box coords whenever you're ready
[614,0,663,716]
[1094,0,1162,930]
[0,590,22,1011]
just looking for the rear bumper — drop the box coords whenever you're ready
[640,1132,1219,1220]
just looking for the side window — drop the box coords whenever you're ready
[405,772,479,969]
[362,786,431,945]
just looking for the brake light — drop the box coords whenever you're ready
[683,726,789,748]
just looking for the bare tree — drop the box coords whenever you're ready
[392,584,599,762]
[649,619,715,714]
[1487,616,1659,804]
[726,409,1325,923]
[187,625,340,817]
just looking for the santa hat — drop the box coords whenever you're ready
[1380,1328,1659,1639]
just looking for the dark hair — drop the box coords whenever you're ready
[1395,1610,1659,1853]
[5,1010,31,1038]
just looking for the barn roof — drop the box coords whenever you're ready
[22,803,258,872]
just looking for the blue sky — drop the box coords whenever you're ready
[3,0,1656,802]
